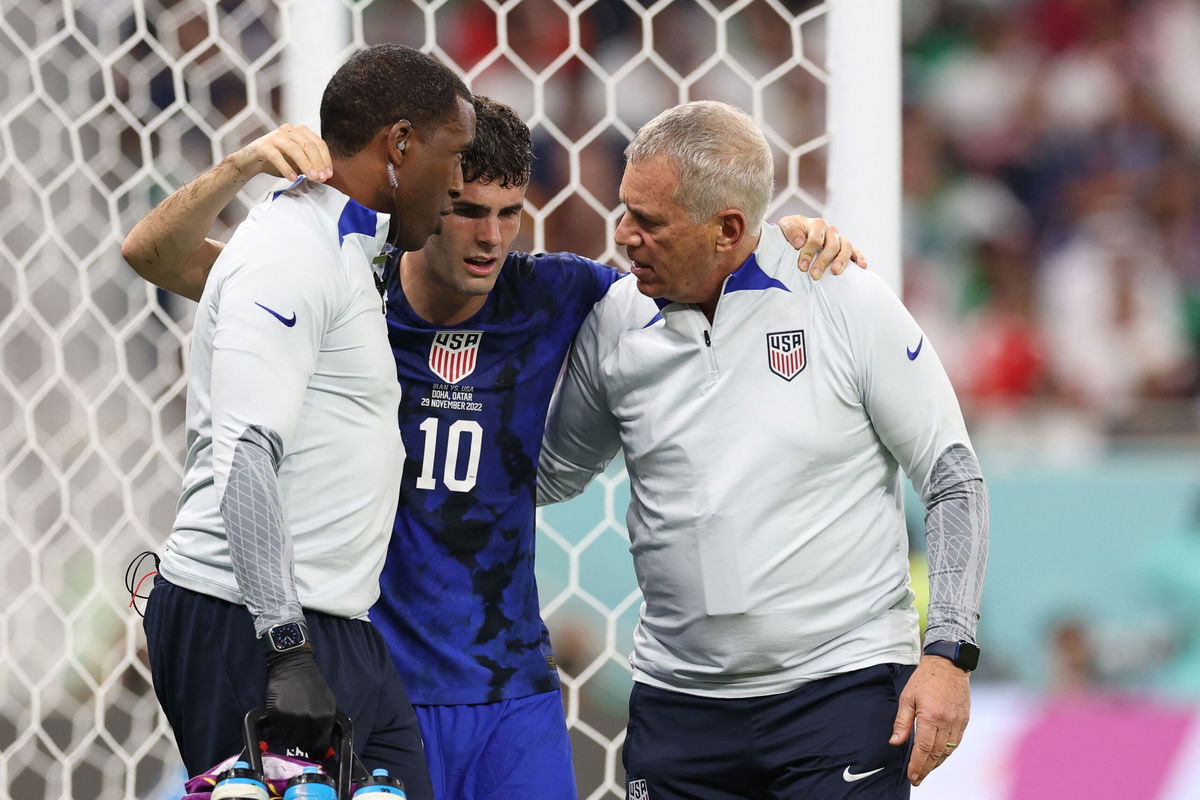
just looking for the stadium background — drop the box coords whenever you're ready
[3,0,1200,797]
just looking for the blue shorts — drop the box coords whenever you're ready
[143,577,433,799]
[623,664,916,799]
[415,690,577,800]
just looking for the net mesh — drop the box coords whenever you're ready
[0,1,829,797]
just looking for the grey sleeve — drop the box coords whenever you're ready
[922,443,989,646]
[537,310,622,506]
[220,424,304,637]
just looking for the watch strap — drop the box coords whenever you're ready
[923,639,979,671]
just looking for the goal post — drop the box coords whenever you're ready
[827,0,902,291]
[281,0,349,130]
[0,2,899,798]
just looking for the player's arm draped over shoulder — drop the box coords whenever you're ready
[121,124,332,302]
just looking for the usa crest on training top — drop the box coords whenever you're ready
[766,329,806,381]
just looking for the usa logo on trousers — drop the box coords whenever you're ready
[766,329,806,380]
[627,779,649,799]
[429,330,483,384]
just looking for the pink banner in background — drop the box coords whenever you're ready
[913,688,1200,799]
[1008,696,1194,799]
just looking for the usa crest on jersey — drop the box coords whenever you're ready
[627,779,650,800]
[429,330,483,384]
[766,329,806,381]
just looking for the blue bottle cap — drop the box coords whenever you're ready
[213,760,268,800]
[283,765,336,799]
[352,767,406,797]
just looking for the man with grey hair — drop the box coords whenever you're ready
[538,100,989,798]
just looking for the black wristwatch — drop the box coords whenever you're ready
[263,620,309,654]
[923,640,980,672]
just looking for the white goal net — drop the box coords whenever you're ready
[0,1,892,797]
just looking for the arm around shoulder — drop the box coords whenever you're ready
[121,156,253,302]
[537,303,623,505]
[122,229,224,303]
[122,124,333,303]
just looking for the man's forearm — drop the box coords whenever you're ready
[923,444,989,644]
[122,123,333,302]
[222,425,304,636]
[121,156,247,301]
[536,444,612,506]
[537,352,622,506]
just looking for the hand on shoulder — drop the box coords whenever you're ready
[229,124,333,184]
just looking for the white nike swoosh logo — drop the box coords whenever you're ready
[842,766,885,782]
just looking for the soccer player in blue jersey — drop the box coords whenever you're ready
[124,96,859,799]
[374,97,616,797]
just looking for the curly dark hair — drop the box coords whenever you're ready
[461,95,532,188]
[320,45,472,158]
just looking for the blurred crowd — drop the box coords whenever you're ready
[902,0,1200,444]
[420,0,1200,444]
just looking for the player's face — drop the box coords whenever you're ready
[421,179,526,297]
[391,96,476,252]
[614,156,725,305]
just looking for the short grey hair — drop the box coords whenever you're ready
[625,101,774,231]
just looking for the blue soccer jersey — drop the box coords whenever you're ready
[372,251,619,705]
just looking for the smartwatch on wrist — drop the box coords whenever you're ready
[263,620,309,654]
[923,640,980,672]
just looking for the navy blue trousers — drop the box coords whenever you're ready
[623,664,916,800]
[143,577,432,799]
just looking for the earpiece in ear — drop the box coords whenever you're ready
[397,140,407,153]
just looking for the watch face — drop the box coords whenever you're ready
[271,622,305,651]
[958,642,981,671]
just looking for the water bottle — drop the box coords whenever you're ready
[282,765,338,800]
[211,760,268,800]
[351,768,407,799]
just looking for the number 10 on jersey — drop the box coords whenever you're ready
[415,417,483,492]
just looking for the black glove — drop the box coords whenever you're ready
[263,646,336,757]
